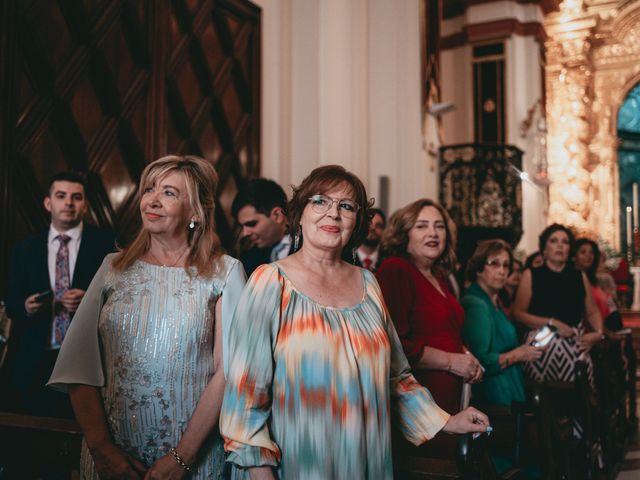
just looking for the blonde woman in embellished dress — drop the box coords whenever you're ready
[48,156,246,479]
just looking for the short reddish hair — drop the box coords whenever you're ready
[288,165,372,252]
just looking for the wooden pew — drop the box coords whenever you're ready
[0,412,82,479]
[393,410,526,480]
[591,338,629,473]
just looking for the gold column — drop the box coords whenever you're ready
[545,4,596,236]
[544,0,640,248]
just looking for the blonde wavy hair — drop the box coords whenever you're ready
[112,155,223,278]
[381,198,457,276]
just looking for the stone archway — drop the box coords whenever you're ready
[545,0,640,248]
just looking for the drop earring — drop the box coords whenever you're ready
[294,225,301,251]
[352,248,357,265]
[189,219,195,229]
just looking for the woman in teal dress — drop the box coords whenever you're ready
[461,239,544,406]
[220,165,491,480]
[49,156,246,479]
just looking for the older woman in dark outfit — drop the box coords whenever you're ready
[512,224,603,384]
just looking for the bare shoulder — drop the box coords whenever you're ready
[344,261,364,278]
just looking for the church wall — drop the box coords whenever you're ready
[252,0,433,213]
[441,45,474,145]
[506,34,547,254]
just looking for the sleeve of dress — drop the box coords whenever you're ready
[461,296,501,378]
[47,255,112,392]
[221,257,248,378]
[220,264,283,468]
[376,260,423,364]
[372,275,450,445]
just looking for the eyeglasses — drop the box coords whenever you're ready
[485,259,510,270]
[307,195,360,218]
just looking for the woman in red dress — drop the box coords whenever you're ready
[376,199,483,457]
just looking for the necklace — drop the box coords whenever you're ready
[147,246,189,267]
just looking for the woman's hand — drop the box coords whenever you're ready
[514,344,545,363]
[442,407,491,434]
[90,440,147,480]
[581,332,603,353]
[553,320,575,338]
[448,353,483,383]
[143,453,189,480]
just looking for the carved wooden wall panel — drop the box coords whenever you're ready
[0,0,261,296]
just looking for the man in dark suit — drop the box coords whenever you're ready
[355,208,386,271]
[232,179,290,276]
[6,171,114,418]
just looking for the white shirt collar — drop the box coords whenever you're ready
[48,222,84,244]
[278,234,292,248]
[270,234,292,261]
[357,247,379,265]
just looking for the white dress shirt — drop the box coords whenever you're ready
[48,223,84,291]
[356,247,379,270]
[269,234,292,262]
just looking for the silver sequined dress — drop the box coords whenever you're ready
[49,253,246,479]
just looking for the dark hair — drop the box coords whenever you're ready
[381,198,457,276]
[538,223,575,255]
[47,171,86,195]
[512,258,524,271]
[288,165,372,253]
[466,239,513,282]
[573,238,600,286]
[231,178,288,219]
[524,251,542,270]
[370,207,386,226]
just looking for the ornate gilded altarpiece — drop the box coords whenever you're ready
[545,0,640,248]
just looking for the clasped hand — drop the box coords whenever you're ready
[90,441,147,480]
[448,352,483,383]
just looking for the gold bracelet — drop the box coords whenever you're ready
[169,447,195,474]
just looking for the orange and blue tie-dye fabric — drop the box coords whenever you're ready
[221,263,450,479]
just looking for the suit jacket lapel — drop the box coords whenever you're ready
[38,230,52,290]
[72,225,91,287]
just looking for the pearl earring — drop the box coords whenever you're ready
[189,219,195,229]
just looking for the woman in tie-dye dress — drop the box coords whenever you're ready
[221,165,491,480]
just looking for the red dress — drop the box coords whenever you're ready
[376,256,465,415]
